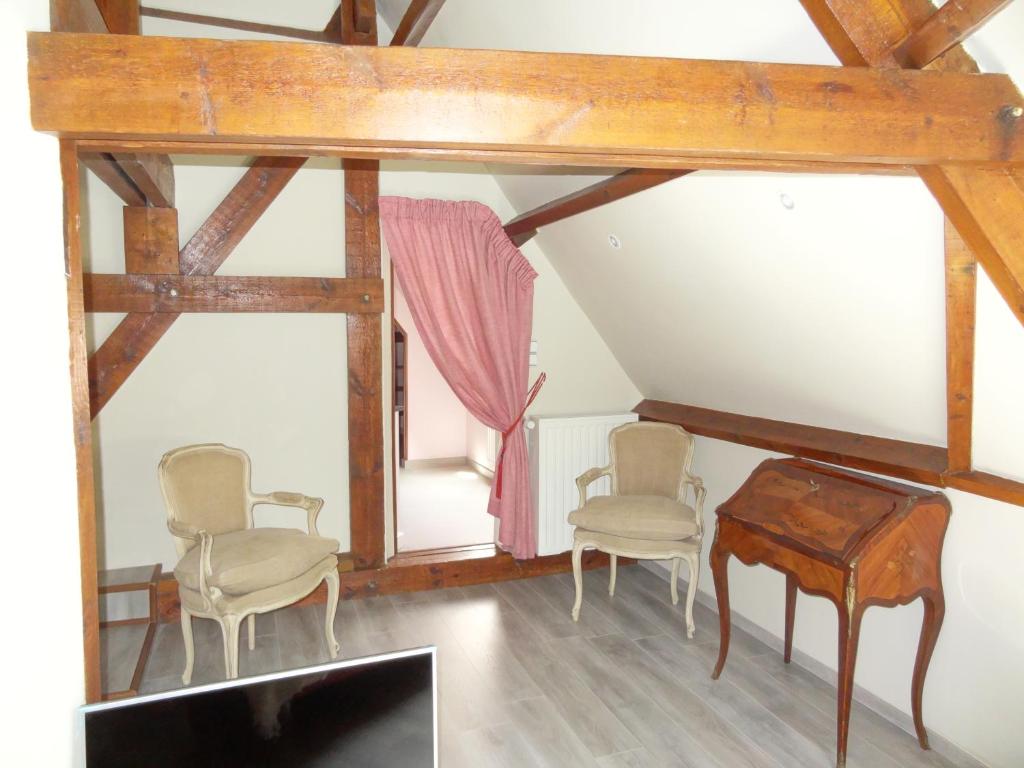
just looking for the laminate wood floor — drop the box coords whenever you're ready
[132,565,964,767]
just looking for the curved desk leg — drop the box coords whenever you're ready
[836,602,865,768]
[912,590,945,750]
[710,543,731,680]
[784,573,797,664]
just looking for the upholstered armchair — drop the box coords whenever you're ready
[159,444,341,684]
[569,422,706,638]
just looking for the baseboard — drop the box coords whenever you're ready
[467,458,494,479]
[639,561,988,768]
[402,457,470,469]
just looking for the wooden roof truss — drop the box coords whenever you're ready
[35,0,1023,702]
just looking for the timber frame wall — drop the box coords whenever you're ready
[38,0,1024,703]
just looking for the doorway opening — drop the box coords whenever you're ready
[392,281,497,554]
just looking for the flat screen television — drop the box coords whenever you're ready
[80,646,437,767]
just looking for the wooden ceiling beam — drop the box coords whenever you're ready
[28,33,1024,168]
[944,218,976,474]
[111,152,174,207]
[799,0,1024,328]
[893,0,1014,69]
[51,0,107,32]
[88,157,306,418]
[390,0,446,46]
[138,6,331,42]
[73,140,916,175]
[503,169,692,246]
[79,152,146,207]
[94,0,140,34]
[84,274,385,314]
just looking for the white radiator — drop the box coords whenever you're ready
[527,412,639,556]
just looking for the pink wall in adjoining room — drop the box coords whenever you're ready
[394,282,470,460]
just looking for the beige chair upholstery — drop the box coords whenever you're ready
[160,444,341,684]
[569,422,706,638]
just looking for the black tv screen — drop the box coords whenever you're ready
[82,647,437,767]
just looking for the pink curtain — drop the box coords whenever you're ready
[379,197,544,560]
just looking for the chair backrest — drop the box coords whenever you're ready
[159,444,253,555]
[609,422,694,499]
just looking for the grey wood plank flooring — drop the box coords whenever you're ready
[132,565,958,767]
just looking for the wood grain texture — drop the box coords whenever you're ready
[503,169,692,245]
[27,33,1024,166]
[635,399,948,485]
[80,152,146,207]
[61,140,102,704]
[88,156,305,418]
[111,153,174,207]
[799,0,1024,329]
[390,0,446,46]
[138,6,331,42]
[944,218,976,473]
[94,0,139,34]
[636,399,1024,508]
[85,274,385,313]
[123,206,178,274]
[74,139,917,175]
[51,0,107,32]
[893,0,1014,68]
[711,458,951,766]
[344,161,386,569]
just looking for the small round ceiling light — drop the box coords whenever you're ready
[780,193,795,210]
[608,234,622,249]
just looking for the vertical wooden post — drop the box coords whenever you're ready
[61,140,101,703]
[944,218,977,474]
[123,206,179,274]
[342,0,385,569]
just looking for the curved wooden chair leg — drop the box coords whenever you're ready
[710,545,731,679]
[220,614,241,680]
[609,554,618,596]
[912,591,945,750]
[683,552,699,639]
[180,606,195,685]
[670,557,681,605]
[571,540,585,622]
[324,569,341,658]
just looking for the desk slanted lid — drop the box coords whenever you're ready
[716,459,939,562]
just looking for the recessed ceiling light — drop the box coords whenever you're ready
[780,193,795,210]
[608,234,622,249]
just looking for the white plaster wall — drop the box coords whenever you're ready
[86,163,638,571]
[1,1,86,765]
[393,283,470,460]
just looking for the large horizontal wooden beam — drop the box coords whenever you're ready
[635,399,1024,508]
[27,33,1024,167]
[503,169,692,246]
[84,274,384,313]
[73,139,916,175]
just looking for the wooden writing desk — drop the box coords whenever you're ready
[709,458,950,768]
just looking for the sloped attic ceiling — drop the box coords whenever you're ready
[377,0,1024,469]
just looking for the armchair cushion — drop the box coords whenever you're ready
[569,495,698,541]
[175,528,339,596]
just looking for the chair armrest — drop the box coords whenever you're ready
[683,474,707,535]
[575,466,611,510]
[251,492,325,536]
[166,521,221,610]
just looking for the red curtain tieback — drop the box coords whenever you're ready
[495,372,547,499]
